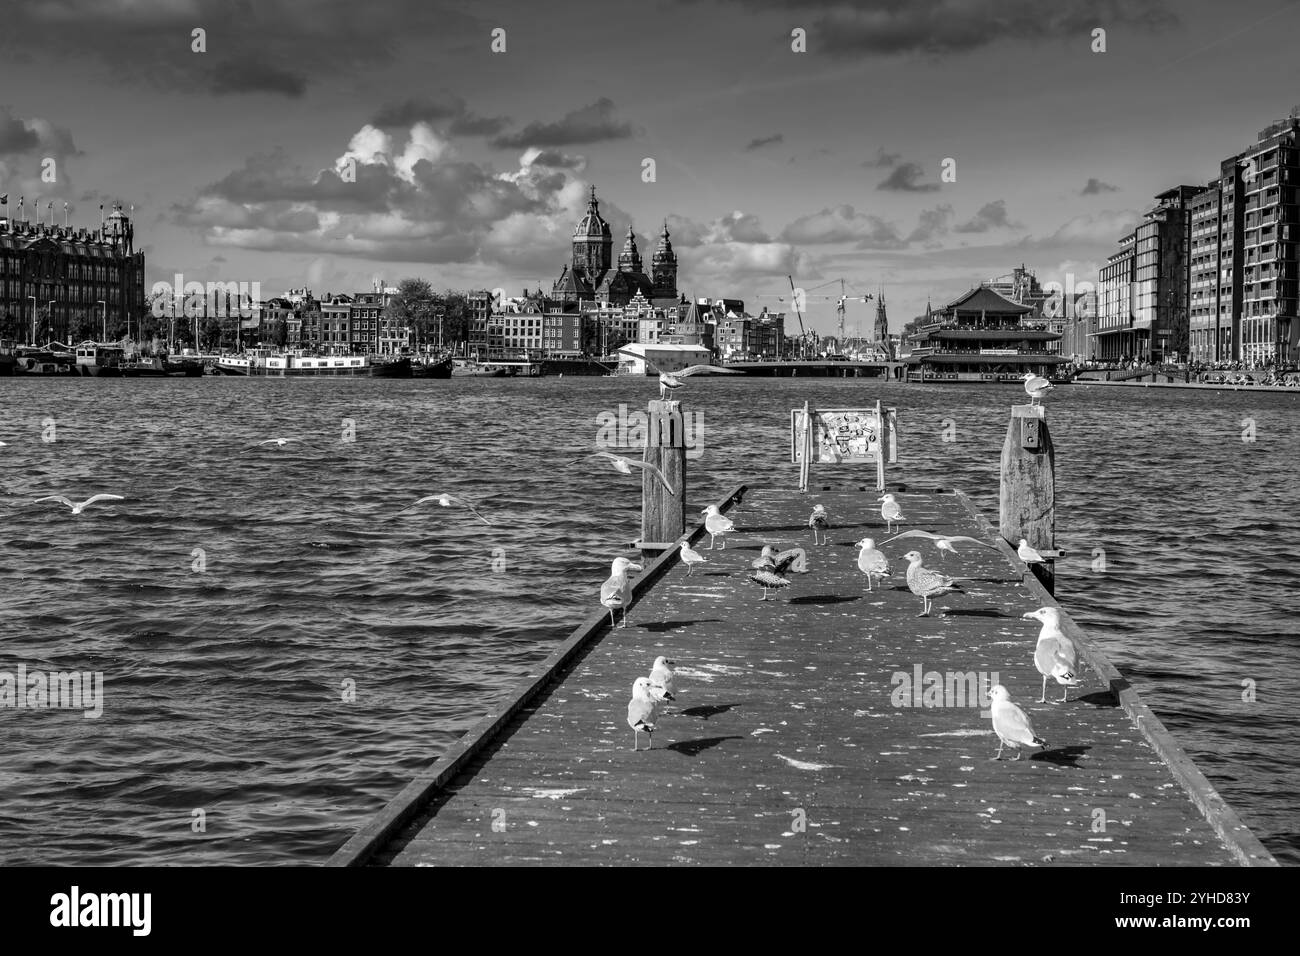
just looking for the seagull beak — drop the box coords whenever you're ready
[629,563,644,572]
[1021,611,1038,620]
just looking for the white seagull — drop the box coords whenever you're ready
[600,557,643,628]
[256,437,304,448]
[649,361,740,400]
[880,529,996,561]
[903,550,963,617]
[1025,606,1081,703]
[1021,372,1054,404]
[649,656,678,702]
[808,504,830,546]
[988,684,1047,761]
[568,451,676,496]
[678,540,706,575]
[34,494,124,515]
[627,677,661,751]
[878,493,905,533]
[1017,538,1047,565]
[855,537,892,591]
[399,493,493,525]
[700,504,735,549]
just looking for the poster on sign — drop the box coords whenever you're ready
[790,401,897,490]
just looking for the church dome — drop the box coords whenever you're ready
[574,185,612,240]
[652,220,676,264]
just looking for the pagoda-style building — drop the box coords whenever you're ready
[551,187,678,308]
[905,285,1065,383]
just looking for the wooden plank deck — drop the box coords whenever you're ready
[330,484,1275,867]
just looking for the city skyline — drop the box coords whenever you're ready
[4,0,1300,332]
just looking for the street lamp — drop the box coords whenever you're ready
[27,295,36,345]
[96,299,107,341]
[46,301,55,345]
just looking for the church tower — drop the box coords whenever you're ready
[572,185,612,279]
[651,220,677,300]
[874,288,888,342]
[618,225,643,273]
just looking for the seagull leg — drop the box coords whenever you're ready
[1039,675,1048,704]
[1060,686,1070,704]
[993,740,1004,761]
[1013,748,1023,761]
[608,608,615,628]
[706,534,714,550]
[632,729,639,751]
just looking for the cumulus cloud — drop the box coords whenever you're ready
[861,147,902,168]
[780,204,905,248]
[1081,177,1120,195]
[877,161,940,192]
[491,98,635,149]
[953,200,1020,233]
[907,205,953,244]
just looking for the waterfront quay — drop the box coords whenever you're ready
[328,482,1272,867]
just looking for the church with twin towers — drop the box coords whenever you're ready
[551,186,680,309]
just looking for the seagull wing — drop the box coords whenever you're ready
[621,459,676,496]
[879,529,940,545]
[942,535,998,549]
[749,568,790,588]
[34,495,74,508]
[912,565,956,592]
[442,494,493,525]
[82,494,124,507]
[676,364,742,377]
[771,547,807,573]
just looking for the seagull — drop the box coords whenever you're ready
[878,493,905,534]
[700,504,734,549]
[1021,372,1054,404]
[678,540,706,575]
[648,361,740,400]
[880,529,996,561]
[988,684,1047,761]
[1025,606,1081,703]
[256,437,303,447]
[903,550,963,617]
[627,677,661,751]
[855,537,892,591]
[568,451,676,495]
[398,493,493,525]
[751,545,807,574]
[600,556,643,628]
[808,504,830,545]
[1017,538,1047,565]
[747,564,791,601]
[34,494,124,515]
[649,656,678,702]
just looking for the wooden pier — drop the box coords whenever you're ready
[328,469,1275,866]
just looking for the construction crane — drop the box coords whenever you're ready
[759,279,873,356]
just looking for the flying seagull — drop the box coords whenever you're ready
[569,451,676,496]
[34,494,124,515]
[1021,372,1054,404]
[398,493,494,525]
[1025,606,1081,703]
[988,684,1047,761]
[256,437,304,448]
[880,529,996,561]
[648,360,741,400]
[903,550,963,617]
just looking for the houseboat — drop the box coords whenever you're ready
[905,286,1067,383]
[74,342,125,377]
[215,349,371,376]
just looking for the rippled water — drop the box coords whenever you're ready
[0,376,1296,865]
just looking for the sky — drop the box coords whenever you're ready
[3,0,1300,334]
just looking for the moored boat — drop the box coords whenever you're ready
[74,342,125,377]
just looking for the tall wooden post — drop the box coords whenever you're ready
[1000,403,1055,594]
[641,399,686,547]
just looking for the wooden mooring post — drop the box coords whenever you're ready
[999,403,1056,594]
[638,399,686,550]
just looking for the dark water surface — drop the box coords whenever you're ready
[0,376,1296,865]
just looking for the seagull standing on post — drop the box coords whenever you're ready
[1021,371,1054,404]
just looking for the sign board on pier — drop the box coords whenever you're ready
[790,401,898,490]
